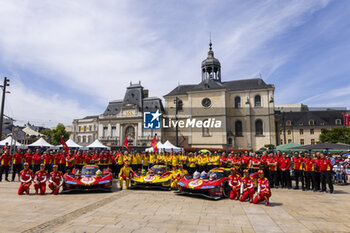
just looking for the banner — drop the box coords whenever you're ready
[344,113,349,126]
[123,137,129,151]
[151,134,157,153]
[60,137,69,155]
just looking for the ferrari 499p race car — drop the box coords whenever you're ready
[177,167,232,200]
[130,165,176,190]
[62,165,113,192]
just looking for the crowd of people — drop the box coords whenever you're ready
[0,143,349,197]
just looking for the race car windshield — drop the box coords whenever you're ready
[150,167,166,174]
[81,167,98,176]
[207,171,223,179]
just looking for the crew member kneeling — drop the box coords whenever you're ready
[34,164,48,195]
[253,170,271,206]
[48,165,63,195]
[119,162,133,190]
[18,163,33,195]
[240,169,255,203]
[228,167,241,200]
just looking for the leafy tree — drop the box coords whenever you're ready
[319,127,350,144]
[264,144,276,152]
[40,123,71,145]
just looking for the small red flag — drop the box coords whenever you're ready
[344,113,349,126]
[151,134,157,153]
[60,137,69,155]
[123,137,129,151]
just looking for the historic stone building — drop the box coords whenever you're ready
[275,108,345,145]
[163,42,277,151]
[72,83,163,147]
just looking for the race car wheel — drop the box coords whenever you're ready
[222,181,230,198]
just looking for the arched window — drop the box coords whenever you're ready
[202,119,210,137]
[309,120,315,126]
[234,96,241,108]
[255,119,263,136]
[335,119,341,125]
[254,95,261,107]
[235,120,243,136]
[177,99,183,111]
[286,120,292,126]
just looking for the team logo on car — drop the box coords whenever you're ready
[143,175,156,182]
[81,177,96,184]
[189,180,203,188]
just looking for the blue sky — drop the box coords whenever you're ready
[0,0,349,127]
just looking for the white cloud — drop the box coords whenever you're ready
[0,0,340,127]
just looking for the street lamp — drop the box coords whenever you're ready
[173,97,180,147]
[0,77,10,139]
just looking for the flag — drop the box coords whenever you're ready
[151,134,157,153]
[344,113,350,126]
[123,137,129,151]
[60,136,69,155]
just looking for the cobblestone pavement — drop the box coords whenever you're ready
[1,180,350,233]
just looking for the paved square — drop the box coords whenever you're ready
[1,181,349,233]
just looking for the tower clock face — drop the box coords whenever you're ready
[201,98,212,108]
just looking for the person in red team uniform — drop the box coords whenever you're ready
[239,169,255,203]
[24,149,33,170]
[241,151,251,171]
[59,151,66,173]
[12,148,24,181]
[0,149,12,182]
[74,150,85,170]
[293,152,305,190]
[266,153,278,188]
[319,153,333,193]
[34,164,48,195]
[279,153,291,189]
[65,151,75,173]
[228,167,241,200]
[220,152,229,168]
[32,149,42,173]
[43,149,53,173]
[18,163,33,195]
[253,170,271,206]
[303,153,315,191]
[48,165,63,195]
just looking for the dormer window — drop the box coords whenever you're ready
[286,120,292,126]
[309,120,315,126]
[335,119,342,125]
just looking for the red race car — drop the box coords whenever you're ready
[177,167,232,200]
[62,165,113,192]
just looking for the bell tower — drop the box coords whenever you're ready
[201,41,221,82]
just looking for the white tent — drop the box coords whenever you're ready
[28,137,57,149]
[59,139,81,148]
[0,136,24,147]
[145,142,163,152]
[86,139,110,150]
[158,140,183,152]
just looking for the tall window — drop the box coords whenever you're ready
[235,120,243,136]
[311,139,315,144]
[310,129,314,135]
[88,136,91,143]
[280,139,283,144]
[111,126,116,137]
[254,95,261,107]
[287,130,291,135]
[299,129,304,135]
[300,139,304,145]
[286,120,292,126]
[255,119,263,136]
[288,139,292,143]
[202,119,210,137]
[234,96,241,108]
[103,126,108,137]
[82,136,86,143]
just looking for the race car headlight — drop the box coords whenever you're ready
[200,185,215,189]
[98,180,111,185]
[178,182,185,187]
[65,181,77,185]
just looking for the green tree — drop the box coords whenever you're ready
[264,144,276,152]
[40,123,71,145]
[319,127,350,144]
